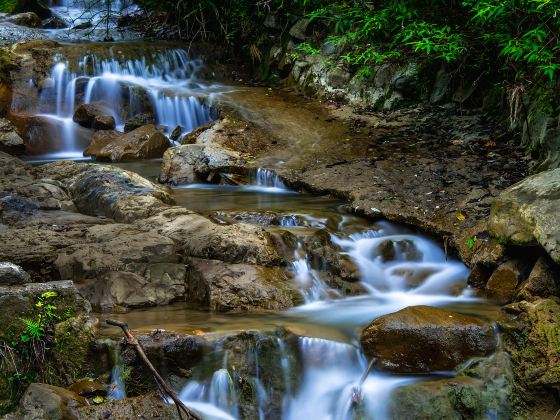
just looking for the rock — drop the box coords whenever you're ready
[185,257,301,311]
[170,125,182,141]
[83,129,122,157]
[11,383,86,419]
[75,392,181,419]
[120,331,204,376]
[93,114,116,131]
[139,208,283,266]
[327,67,351,89]
[390,351,514,420]
[500,298,560,393]
[85,124,170,161]
[517,256,560,301]
[73,103,112,128]
[6,12,42,28]
[489,168,560,263]
[486,260,527,304]
[72,21,93,30]
[68,379,107,398]
[53,162,173,221]
[0,262,30,285]
[42,15,68,29]
[54,224,185,310]
[430,66,451,103]
[0,281,91,336]
[0,118,24,154]
[360,306,496,373]
[123,112,154,132]
[289,19,310,40]
[159,142,244,184]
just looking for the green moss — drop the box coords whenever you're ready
[0,0,18,13]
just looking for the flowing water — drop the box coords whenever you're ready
[16,4,504,417]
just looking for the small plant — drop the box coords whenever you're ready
[296,42,320,56]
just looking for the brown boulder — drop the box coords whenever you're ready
[83,129,122,157]
[486,260,527,304]
[84,125,170,161]
[73,103,112,128]
[360,305,496,373]
[123,112,154,132]
[517,256,560,301]
[93,115,116,130]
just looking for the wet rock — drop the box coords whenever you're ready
[5,383,86,420]
[6,12,42,28]
[0,262,30,285]
[186,257,301,311]
[83,129,122,157]
[85,124,170,161]
[71,21,93,30]
[390,350,514,420]
[378,238,422,262]
[486,260,527,304]
[42,15,67,29]
[0,118,25,154]
[159,122,245,184]
[68,379,107,398]
[12,0,53,19]
[76,392,181,419]
[360,305,496,373]
[121,331,204,376]
[123,112,154,132]
[93,114,116,131]
[500,298,560,395]
[170,125,182,141]
[73,102,112,128]
[489,168,560,263]
[517,256,560,301]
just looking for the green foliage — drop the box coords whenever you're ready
[0,292,76,414]
[137,0,559,82]
[0,0,18,13]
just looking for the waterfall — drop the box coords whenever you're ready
[253,168,287,190]
[36,48,213,157]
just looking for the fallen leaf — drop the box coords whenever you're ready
[455,212,466,221]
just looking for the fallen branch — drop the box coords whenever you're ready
[351,357,376,406]
[106,319,201,420]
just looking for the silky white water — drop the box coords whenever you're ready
[33,47,217,158]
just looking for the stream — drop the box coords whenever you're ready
[16,6,503,419]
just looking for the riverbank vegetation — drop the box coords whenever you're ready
[138,0,559,83]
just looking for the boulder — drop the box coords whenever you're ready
[501,298,560,391]
[42,15,68,29]
[489,168,560,263]
[360,306,496,373]
[0,262,30,285]
[486,260,527,304]
[123,112,155,132]
[12,0,52,19]
[517,256,560,301]
[68,379,107,398]
[85,124,170,162]
[6,12,42,28]
[0,281,91,336]
[72,22,93,30]
[170,125,182,141]
[185,257,302,311]
[83,129,122,157]
[7,383,86,420]
[0,118,25,154]
[93,114,116,130]
[73,103,112,128]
